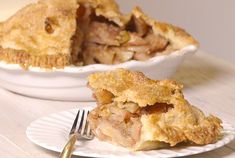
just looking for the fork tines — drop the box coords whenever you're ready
[69,109,93,139]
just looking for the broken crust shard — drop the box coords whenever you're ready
[88,69,222,151]
[0,0,198,69]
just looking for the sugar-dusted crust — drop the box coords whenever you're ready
[0,0,78,69]
[88,69,222,151]
[88,68,183,107]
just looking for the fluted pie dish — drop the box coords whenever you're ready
[0,0,198,101]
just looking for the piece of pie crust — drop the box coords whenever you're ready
[0,0,79,68]
[88,69,222,151]
[0,0,198,69]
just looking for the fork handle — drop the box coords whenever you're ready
[59,133,78,158]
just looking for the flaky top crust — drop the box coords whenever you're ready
[88,68,183,107]
[0,0,78,68]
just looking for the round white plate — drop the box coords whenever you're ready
[26,107,235,158]
[0,45,197,101]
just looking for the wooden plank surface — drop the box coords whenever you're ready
[0,52,235,158]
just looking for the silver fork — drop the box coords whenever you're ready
[59,109,94,158]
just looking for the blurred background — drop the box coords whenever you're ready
[0,0,234,63]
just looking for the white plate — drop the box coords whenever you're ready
[26,106,235,158]
[0,45,197,101]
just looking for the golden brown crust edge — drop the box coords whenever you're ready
[0,0,78,69]
[0,47,70,69]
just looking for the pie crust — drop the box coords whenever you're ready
[88,69,222,151]
[0,0,198,69]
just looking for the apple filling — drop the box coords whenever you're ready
[75,4,170,65]
[88,100,174,148]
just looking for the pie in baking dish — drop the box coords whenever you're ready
[88,69,222,151]
[0,0,198,69]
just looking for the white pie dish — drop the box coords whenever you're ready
[0,45,197,101]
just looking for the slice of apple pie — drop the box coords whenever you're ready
[0,0,198,69]
[88,69,222,151]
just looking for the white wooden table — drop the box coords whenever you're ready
[0,51,235,158]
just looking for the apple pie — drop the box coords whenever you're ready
[0,0,198,69]
[88,69,222,151]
